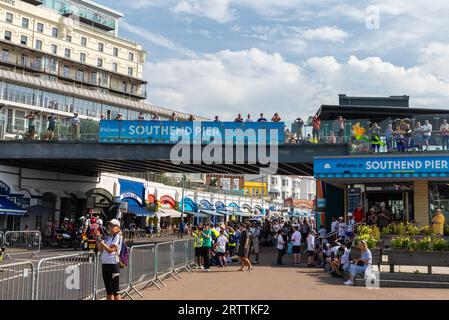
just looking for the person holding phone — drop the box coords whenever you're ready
[96,219,122,300]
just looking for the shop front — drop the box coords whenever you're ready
[314,154,449,227]
[118,179,149,229]
[0,180,30,231]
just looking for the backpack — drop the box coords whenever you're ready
[113,234,129,269]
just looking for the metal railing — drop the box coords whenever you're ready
[127,244,159,297]
[0,231,4,247]
[155,241,178,287]
[4,231,42,261]
[173,240,189,277]
[0,261,35,300]
[0,239,194,300]
[35,252,97,300]
[321,222,363,240]
[186,238,196,270]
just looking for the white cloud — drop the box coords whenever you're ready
[302,26,349,43]
[128,0,172,9]
[171,0,236,23]
[145,48,318,120]
[419,42,449,81]
[121,20,197,58]
[145,49,449,121]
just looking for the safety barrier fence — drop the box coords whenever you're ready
[3,231,41,261]
[0,261,34,300]
[0,231,4,247]
[0,239,193,300]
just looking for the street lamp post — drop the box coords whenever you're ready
[181,173,186,221]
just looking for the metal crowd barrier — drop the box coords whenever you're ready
[155,241,177,286]
[95,255,132,300]
[126,244,160,297]
[0,231,4,247]
[4,231,42,261]
[173,239,189,277]
[0,261,35,300]
[35,252,97,300]
[186,238,196,271]
[1,239,197,300]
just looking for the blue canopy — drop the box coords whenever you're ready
[0,197,27,216]
[201,209,224,216]
[123,198,153,217]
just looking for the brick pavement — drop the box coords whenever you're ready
[136,246,448,300]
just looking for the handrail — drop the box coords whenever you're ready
[321,221,363,240]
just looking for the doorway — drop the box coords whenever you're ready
[365,187,414,222]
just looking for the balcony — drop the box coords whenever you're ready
[60,6,116,32]
[22,0,44,5]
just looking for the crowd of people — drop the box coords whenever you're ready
[20,109,449,152]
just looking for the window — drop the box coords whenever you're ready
[80,52,86,63]
[128,67,133,76]
[22,18,29,29]
[63,65,70,78]
[97,58,103,67]
[5,12,13,24]
[51,44,57,55]
[129,52,134,61]
[90,72,97,84]
[1,49,9,63]
[98,42,104,52]
[282,179,288,187]
[20,35,28,45]
[66,35,72,42]
[64,48,71,58]
[112,62,118,72]
[81,37,87,46]
[37,22,44,33]
[76,70,84,81]
[113,47,118,56]
[121,81,127,92]
[35,39,43,50]
[52,27,58,38]
[4,30,12,41]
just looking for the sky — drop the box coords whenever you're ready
[95,0,449,121]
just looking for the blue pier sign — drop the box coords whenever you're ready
[99,120,285,145]
[314,155,449,179]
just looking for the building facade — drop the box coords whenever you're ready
[0,0,207,139]
[268,175,316,211]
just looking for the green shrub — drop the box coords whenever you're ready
[432,238,449,251]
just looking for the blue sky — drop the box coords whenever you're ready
[95,0,449,120]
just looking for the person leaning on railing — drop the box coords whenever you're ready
[71,113,80,141]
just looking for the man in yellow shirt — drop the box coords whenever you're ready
[431,208,445,236]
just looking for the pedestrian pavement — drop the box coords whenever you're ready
[134,247,448,300]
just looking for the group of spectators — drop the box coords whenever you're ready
[191,221,262,272]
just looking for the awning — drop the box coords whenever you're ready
[0,197,27,216]
[26,205,53,216]
[157,208,183,218]
[64,190,87,199]
[186,212,208,218]
[127,205,155,217]
[234,211,252,217]
[21,187,43,198]
[201,209,224,216]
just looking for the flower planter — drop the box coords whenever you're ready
[385,250,449,271]
[381,235,431,248]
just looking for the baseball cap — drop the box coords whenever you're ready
[338,216,344,220]
[108,219,120,228]
[347,212,353,217]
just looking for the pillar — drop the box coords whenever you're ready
[414,180,429,227]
